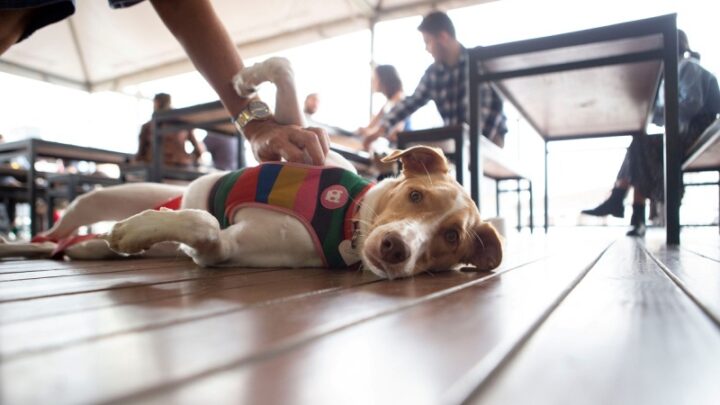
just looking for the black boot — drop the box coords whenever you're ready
[626,203,646,237]
[582,187,627,218]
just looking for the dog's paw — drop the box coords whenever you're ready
[107,211,161,254]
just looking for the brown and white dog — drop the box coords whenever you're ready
[0,58,502,279]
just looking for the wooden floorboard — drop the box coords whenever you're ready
[133,244,610,405]
[467,237,720,405]
[0,236,552,404]
[2,229,717,404]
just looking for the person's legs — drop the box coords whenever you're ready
[581,152,631,218]
[627,188,646,237]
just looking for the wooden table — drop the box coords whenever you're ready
[468,14,682,244]
[0,139,132,235]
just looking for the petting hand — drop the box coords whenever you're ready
[244,119,330,165]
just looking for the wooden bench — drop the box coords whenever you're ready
[397,125,534,231]
[682,117,720,231]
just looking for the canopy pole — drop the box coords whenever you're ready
[68,18,91,90]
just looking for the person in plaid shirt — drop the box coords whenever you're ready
[362,11,507,149]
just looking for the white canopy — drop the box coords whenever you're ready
[0,0,493,91]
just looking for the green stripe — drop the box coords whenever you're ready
[213,169,244,228]
[322,170,366,267]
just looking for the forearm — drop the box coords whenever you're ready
[150,0,248,118]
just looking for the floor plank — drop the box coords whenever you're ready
[0,245,554,404]
[0,268,381,359]
[99,246,610,404]
[0,258,196,282]
[644,240,720,326]
[466,238,720,405]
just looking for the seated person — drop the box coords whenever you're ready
[362,11,507,150]
[358,64,409,145]
[582,30,720,236]
[203,132,238,171]
[134,93,205,166]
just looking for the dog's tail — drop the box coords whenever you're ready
[42,183,185,241]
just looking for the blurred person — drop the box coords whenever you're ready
[135,93,205,167]
[357,64,409,144]
[203,132,238,171]
[303,93,320,120]
[581,30,720,236]
[362,11,507,150]
[0,0,329,166]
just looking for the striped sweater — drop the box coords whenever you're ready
[207,163,374,268]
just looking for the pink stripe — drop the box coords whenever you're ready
[293,167,321,222]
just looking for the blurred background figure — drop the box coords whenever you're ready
[303,93,320,123]
[358,64,409,146]
[134,93,205,167]
[203,132,238,171]
[581,29,720,236]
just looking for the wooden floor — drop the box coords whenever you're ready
[1,228,719,404]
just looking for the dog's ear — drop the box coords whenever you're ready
[380,146,449,176]
[465,222,503,271]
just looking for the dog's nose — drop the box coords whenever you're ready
[380,233,409,264]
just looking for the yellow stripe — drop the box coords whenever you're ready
[267,165,308,209]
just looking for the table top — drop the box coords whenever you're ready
[152,100,236,135]
[471,14,675,140]
[0,139,132,165]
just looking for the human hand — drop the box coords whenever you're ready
[244,119,330,165]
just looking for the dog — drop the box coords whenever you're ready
[0,58,502,279]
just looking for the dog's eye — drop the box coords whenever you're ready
[444,229,459,244]
[409,190,423,203]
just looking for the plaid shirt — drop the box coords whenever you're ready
[381,47,507,142]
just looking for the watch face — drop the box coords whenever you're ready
[249,101,271,119]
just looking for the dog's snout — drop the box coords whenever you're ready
[380,233,409,264]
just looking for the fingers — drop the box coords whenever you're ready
[249,120,330,165]
[304,127,330,162]
[289,130,325,165]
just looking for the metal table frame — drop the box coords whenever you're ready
[150,100,245,182]
[0,138,132,236]
[468,14,681,244]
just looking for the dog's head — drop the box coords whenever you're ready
[359,146,503,279]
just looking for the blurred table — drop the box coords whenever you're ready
[150,101,243,182]
[0,138,132,236]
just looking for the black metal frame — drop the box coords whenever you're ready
[468,14,681,244]
[397,125,534,232]
[0,139,132,236]
[150,100,245,182]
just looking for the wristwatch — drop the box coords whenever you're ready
[233,100,272,133]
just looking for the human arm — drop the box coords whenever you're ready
[149,0,329,164]
[134,122,151,162]
[362,73,432,149]
[187,130,205,161]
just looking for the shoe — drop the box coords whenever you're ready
[626,223,646,237]
[626,203,646,237]
[582,187,627,218]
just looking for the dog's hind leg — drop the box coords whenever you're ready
[106,208,225,265]
[43,183,185,240]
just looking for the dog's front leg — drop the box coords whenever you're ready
[107,208,229,265]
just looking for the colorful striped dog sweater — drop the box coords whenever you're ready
[207,162,373,268]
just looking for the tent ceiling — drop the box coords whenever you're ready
[0,0,494,91]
